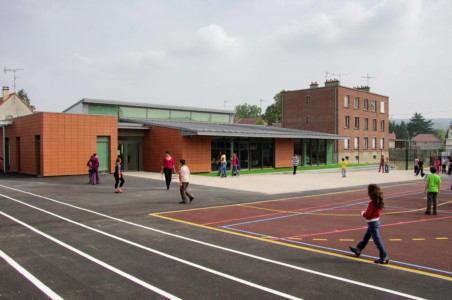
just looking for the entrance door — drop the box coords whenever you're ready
[118,138,143,171]
[96,136,110,173]
[126,142,139,171]
[239,142,249,169]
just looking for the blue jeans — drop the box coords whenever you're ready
[341,168,346,177]
[220,162,227,177]
[357,220,387,259]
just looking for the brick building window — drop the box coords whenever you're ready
[354,117,360,129]
[380,120,385,132]
[306,95,311,103]
[372,119,377,131]
[344,139,350,149]
[380,138,385,149]
[372,138,377,149]
[354,97,359,109]
[363,99,368,110]
[364,118,369,130]
[354,137,359,149]
[344,116,350,128]
[380,101,385,113]
[371,100,376,112]
[364,137,369,149]
[344,95,350,108]
[306,116,311,123]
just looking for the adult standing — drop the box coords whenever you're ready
[232,153,240,176]
[434,157,441,174]
[418,157,425,177]
[161,150,176,190]
[114,158,125,193]
[292,154,299,175]
[86,155,93,183]
[414,157,419,175]
[178,159,194,204]
[90,153,100,185]
[220,151,227,178]
[378,155,385,173]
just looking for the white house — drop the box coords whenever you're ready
[0,86,34,120]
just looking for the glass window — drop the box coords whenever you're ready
[211,113,230,123]
[363,99,368,110]
[344,139,350,149]
[88,104,118,116]
[380,120,385,132]
[191,112,210,122]
[306,95,311,103]
[364,118,369,130]
[371,100,376,112]
[372,138,377,149]
[380,101,385,113]
[147,108,170,119]
[380,138,385,149]
[354,137,359,149]
[306,116,311,123]
[372,119,377,131]
[364,137,369,149]
[344,116,350,129]
[354,117,359,129]
[354,97,359,109]
[119,107,147,118]
[170,110,191,121]
[344,95,350,108]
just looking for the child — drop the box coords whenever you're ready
[232,153,240,176]
[292,154,299,175]
[114,158,125,193]
[340,158,347,178]
[384,157,389,173]
[349,184,389,264]
[178,159,194,204]
[424,167,441,215]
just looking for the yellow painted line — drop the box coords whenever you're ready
[150,213,452,281]
[339,239,355,242]
[436,237,449,240]
[389,239,402,241]
[288,238,302,240]
[238,204,294,214]
[412,238,425,241]
[312,238,328,241]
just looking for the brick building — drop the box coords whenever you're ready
[282,80,389,164]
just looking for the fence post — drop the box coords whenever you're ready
[405,140,409,170]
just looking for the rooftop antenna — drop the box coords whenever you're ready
[259,99,266,111]
[324,71,331,81]
[223,100,230,109]
[332,73,347,81]
[362,73,375,86]
[4,67,24,92]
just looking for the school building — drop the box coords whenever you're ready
[0,97,346,176]
[282,80,390,164]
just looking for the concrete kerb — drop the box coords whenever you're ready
[126,167,424,195]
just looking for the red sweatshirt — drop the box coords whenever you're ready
[361,200,381,222]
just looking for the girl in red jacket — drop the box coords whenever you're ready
[349,184,389,264]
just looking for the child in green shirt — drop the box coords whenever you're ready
[424,167,441,215]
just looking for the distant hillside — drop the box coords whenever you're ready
[392,118,452,130]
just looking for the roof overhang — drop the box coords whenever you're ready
[0,121,13,127]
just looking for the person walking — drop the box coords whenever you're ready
[292,154,299,175]
[161,150,176,190]
[414,157,419,175]
[441,157,447,174]
[447,157,452,175]
[220,151,227,178]
[434,157,441,174]
[378,155,385,173]
[424,166,441,215]
[349,184,389,264]
[86,155,93,183]
[340,158,347,178]
[178,159,194,204]
[232,153,240,176]
[418,157,425,177]
[114,158,125,193]
[90,153,100,184]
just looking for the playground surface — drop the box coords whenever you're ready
[0,168,451,299]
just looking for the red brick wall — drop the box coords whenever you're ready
[143,126,212,173]
[275,138,294,168]
[0,112,117,176]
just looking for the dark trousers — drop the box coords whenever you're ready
[293,166,297,175]
[426,192,438,214]
[91,169,100,184]
[163,168,172,189]
[114,175,124,188]
[179,182,194,202]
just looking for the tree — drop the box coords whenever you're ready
[18,89,36,111]
[263,90,284,125]
[391,120,409,140]
[406,112,434,138]
[234,103,262,119]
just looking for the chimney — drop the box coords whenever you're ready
[2,86,9,100]
[309,81,319,89]
[354,85,370,92]
[324,79,340,87]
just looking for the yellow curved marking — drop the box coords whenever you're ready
[150,212,452,281]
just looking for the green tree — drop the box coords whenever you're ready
[433,128,446,141]
[406,112,434,138]
[234,103,262,119]
[394,120,409,140]
[17,89,36,111]
[263,91,284,125]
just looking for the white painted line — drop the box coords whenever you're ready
[0,185,427,300]
[0,249,63,300]
[0,211,181,300]
[0,195,302,300]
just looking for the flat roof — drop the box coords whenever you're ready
[121,118,348,139]
[64,98,235,115]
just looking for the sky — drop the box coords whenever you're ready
[1,0,451,119]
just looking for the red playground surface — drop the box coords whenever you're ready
[153,182,452,280]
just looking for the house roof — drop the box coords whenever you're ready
[120,118,348,139]
[0,92,34,113]
[235,117,265,125]
[388,133,396,140]
[411,134,440,142]
[64,98,235,115]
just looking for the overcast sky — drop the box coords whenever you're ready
[1,0,451,119]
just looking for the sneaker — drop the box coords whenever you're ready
[374,258,389,264]
[425,211,431,215]
[349,246,361,257]
[189,197,195,202]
